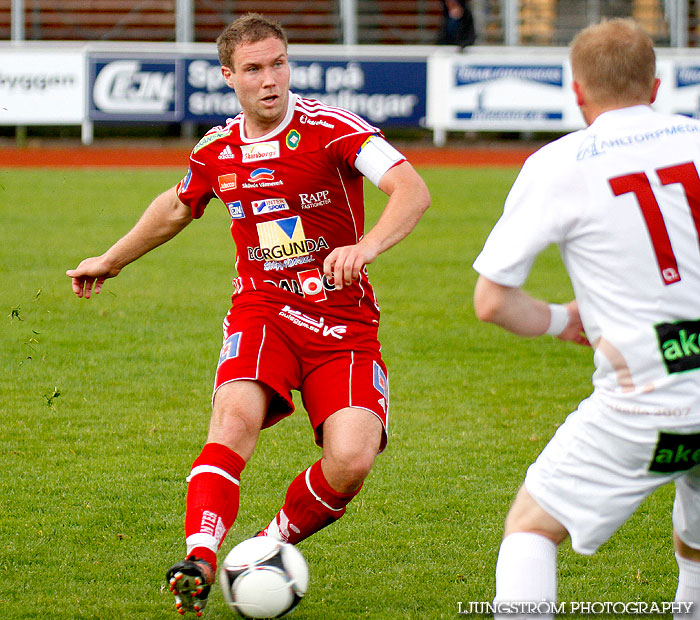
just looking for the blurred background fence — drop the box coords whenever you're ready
[2,0,699,47]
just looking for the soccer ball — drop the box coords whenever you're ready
[219,537,309,619]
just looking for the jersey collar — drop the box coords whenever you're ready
[591,104,654,129]
[239,92,298,143]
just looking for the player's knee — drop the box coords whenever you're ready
[503,486,568,545]
[207,404,263,459]
[324,447,376,491]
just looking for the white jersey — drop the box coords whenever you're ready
[473,105,700,418]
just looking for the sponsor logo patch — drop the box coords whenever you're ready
[241,141,280,162]
[242,168,283,189]
[249,168,275,182]
[226,201,245,219]
[278,304,346,339]
[373,361,389,414]
[298,268,327,302]
[193,128,232,153]
[300,115,334,129]
[218,173,237,191]
[649,431,700,473]
[299,190,331,209]
[179,168,193,192]
[247,236,329,263]
[217,145,235,160]
[655,318,700,374]
[252,198,289,215]
[256,216,308,259]
[218,332,241,366]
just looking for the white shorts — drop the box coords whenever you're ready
[525,396,700,555]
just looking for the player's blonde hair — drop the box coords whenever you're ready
[570,18,656,107]
[216,13,288,70]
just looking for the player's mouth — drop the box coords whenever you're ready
[261,94,279,106]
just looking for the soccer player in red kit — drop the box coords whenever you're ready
[66,13,430,617]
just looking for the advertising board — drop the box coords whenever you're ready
[0,49,85,124]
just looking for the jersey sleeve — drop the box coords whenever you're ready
[175,156,215,219]
[472,144,577,287]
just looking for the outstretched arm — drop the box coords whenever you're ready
[323,161,430,289]
[66,186,193,298]
[473,275,589,346]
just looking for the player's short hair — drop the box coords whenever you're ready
[217,13,288,70]
[570,18,656,107]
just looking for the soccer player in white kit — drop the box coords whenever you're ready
[473,19,700,619]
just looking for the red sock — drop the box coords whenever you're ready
[261,459,360,545]
[184,442,246,572]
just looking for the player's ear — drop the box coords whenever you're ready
[572,80,585,107]
[650,77,661,104]
[221,65,236,89]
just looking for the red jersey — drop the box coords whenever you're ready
[176,93,397,325]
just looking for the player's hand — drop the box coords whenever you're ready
[558,300,590,347]
[323,241,379,291]
[66,256,122,299]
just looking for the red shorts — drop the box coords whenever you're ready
[213,295,389,450]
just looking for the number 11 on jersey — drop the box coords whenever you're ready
[609,161,700,285]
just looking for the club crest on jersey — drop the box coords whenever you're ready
[241,141,280,162]
[252,198,289,215]
[218,173,237,191]
[286,130,301,150]
[226,201,245,219]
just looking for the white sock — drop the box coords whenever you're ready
[676,553,700,620]
[494,532,557,620]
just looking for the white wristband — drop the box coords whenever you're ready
[546,304,569,336]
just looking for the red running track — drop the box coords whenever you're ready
[0,146,534,168]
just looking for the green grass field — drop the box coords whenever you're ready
[1,166,678,619]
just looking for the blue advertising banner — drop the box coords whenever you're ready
[183,56,427,127]
[89,56,183,121]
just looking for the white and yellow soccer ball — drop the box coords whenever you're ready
[219,537,309,619]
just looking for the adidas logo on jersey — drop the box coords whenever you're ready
[218,145,235,160]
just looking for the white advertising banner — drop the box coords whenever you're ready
[662,56,700,118]
[427,50,700,144]
[427,50,585,141]
[0,49,85,124]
